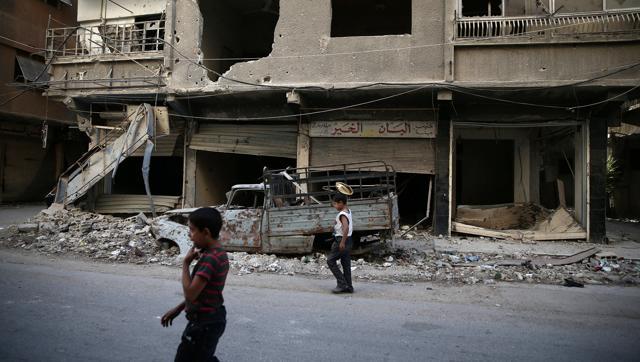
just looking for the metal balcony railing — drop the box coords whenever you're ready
[455,10,640,40]
[46,19,165,60]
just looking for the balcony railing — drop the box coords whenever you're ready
[455,10,640,40]
[46,19,165,60]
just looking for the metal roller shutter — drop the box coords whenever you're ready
[310,138,435,174]
[190,123,297,159]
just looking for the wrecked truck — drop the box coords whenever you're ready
[152,161,399,255]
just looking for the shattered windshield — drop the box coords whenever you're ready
[228,190,265,209]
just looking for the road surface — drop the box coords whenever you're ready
[0,204,46,228]
[1,249,639,361]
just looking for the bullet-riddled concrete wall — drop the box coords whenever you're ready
[454,43,640,87]
[215,0,446,88]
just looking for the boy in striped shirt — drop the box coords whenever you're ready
[161,207,229,362]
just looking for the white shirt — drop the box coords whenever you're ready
[334,209,353,237]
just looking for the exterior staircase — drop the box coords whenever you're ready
[51,103,161,207]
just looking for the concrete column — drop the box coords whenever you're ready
[182,120,197,208]
[589,117,607,242]
[443,0,456,82]
[433,101,452,236]
[297,121,310,169]
[296,120,310,194]
[574,123,587,227]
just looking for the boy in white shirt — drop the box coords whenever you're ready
[327,193,354,293]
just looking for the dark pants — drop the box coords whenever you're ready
[175,309,226,362]
[327,236,353,289]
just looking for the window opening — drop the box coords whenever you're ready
[229,190,265,209]
[461,0,503,17]
[199,0,280,80]
[331,0,412,37]
[460,0,640,18]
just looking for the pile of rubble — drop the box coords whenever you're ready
[226,247,640,286]
[0,208,179,265]
[1,209,638,286]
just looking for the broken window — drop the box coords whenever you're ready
[554,0,602,13]
[459,0,640,18]
[134,13,165,52]
[460,0,503,17]
[503,0,550,16]
[228,190,265,209]
[14,54,50,84]
[199,0,279,80]
[331,0,412,37]
[607,0,640,9]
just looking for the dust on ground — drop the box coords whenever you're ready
[1,208,639,287]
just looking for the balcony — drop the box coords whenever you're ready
[455,10,640,42]
[44,19,166,92]
[46,19,165,59]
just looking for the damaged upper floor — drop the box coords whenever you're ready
[40,0,640,97]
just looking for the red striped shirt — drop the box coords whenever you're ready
[186,246,228,315]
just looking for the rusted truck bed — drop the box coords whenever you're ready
[153,161,398,255]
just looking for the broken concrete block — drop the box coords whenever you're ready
[134,225,150,235]
[133,247,145,257]
[80,221,94,234]
[136,212,149,226]
[17,224,38,233]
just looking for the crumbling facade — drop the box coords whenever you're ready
[0,0,84,203]
[41,0,640,242]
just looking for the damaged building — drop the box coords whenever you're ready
[38,0,640,242]
[0,0,85,203]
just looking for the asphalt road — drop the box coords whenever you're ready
[1,249,639,362]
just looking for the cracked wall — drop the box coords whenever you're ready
[212,0,446,89]
[164,0,212,91]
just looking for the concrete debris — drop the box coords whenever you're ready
[0,208,178,265]
[453,204,587,241]
[17,224,38,233]
[456,203,549,230]
[134,212,150,226]
[0,209,638,286]
[221,245,639,286]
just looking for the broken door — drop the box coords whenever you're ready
[219,188,264,251]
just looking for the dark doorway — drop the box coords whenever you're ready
[331,0,412,37]
[111,157,183,196]
[195,151,294,206]
[396,173,432,226]
[456,139,514,205]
